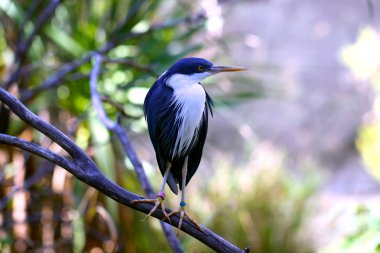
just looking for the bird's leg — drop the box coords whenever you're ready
[166,157,204,235]
[132,167,171,222]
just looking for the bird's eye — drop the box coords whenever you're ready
[198,65,204,71]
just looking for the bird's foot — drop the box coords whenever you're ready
[131,192,171,222]
[164,201,204,236]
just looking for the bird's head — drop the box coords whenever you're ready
[162,57,247,86]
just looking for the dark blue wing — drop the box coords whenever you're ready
[144,80,179,194]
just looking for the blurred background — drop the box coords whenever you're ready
[1,0,380,252]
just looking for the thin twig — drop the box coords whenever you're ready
[20,55,93,102]
[106,12,206,50]
[16,0,62,64]
[2,0,62,90]
[0,161,54,210]
[17,0,44,41]
[102,57,158,77]
[101,95,141,119]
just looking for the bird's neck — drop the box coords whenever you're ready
[165,73,210,91]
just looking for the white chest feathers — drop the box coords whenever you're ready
[166,73,207,157]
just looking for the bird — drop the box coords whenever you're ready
[132,57,247,233]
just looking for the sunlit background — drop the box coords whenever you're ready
[1,0,380,252]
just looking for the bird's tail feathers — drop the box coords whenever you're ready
[166,172,178,195]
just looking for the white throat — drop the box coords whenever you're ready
[166,72,211,90]
[166,73,209,157]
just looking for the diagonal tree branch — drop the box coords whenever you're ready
[0,87,92,164]
[90,53,182,252]
[0,133,76,174]
[0,86,250,253]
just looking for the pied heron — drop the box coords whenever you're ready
[132,57,247,232]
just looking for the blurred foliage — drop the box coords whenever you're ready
[341,27,380,182]
[340,27,380,87]
[357,123,380,181]
[317,202,380,253]
[184,142,318,253]
[339,25,380,253]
